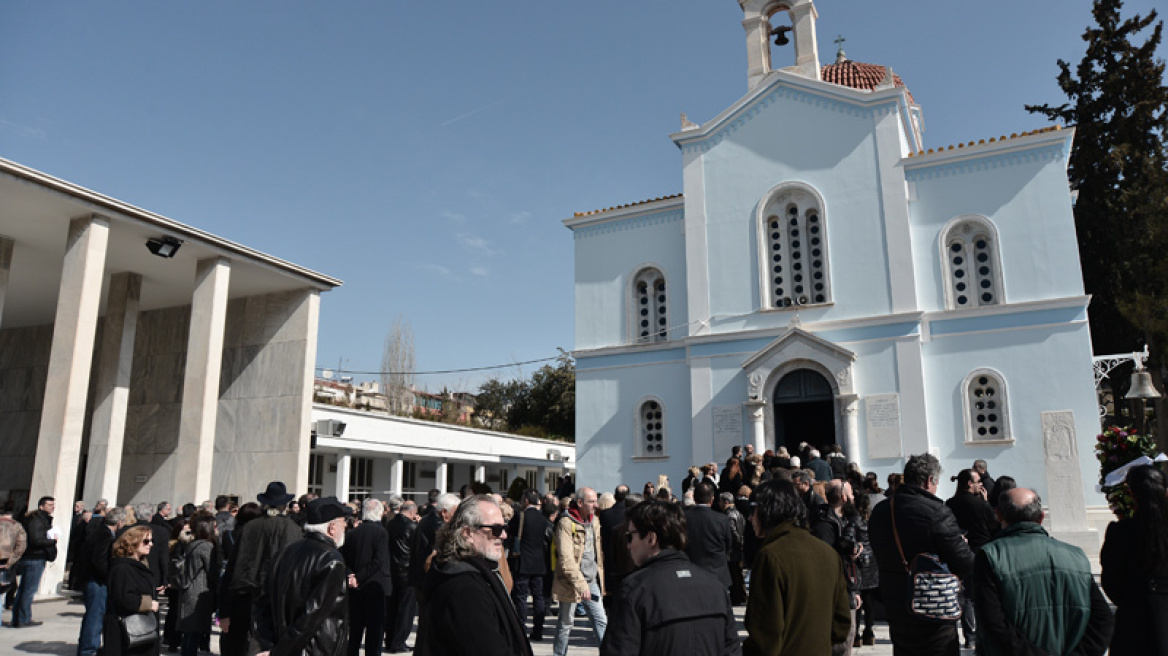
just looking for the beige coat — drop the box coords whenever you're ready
[0,516,26,566]
[552,513,605,603]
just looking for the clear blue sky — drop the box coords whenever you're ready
[2,1,1164,392]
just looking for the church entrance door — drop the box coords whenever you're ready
[772,369,836,452]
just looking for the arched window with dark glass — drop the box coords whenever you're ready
[758,184,831,310]
[942,218,1003,310]
[963,369,1011,443]
[637,398,667,457]
[631,267,668,343]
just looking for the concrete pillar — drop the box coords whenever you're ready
[174,257,231,504]
[840,395,861,467]
[291,290,321,496]
[0,236,13,327]
[474,464,486,484]
[84,272,142,504]
[335,452,351,502]
[436,460,448,494]
[30,215,109,595]
[745,400,767,455]
[537,466,548,495]
[389,457,403,496]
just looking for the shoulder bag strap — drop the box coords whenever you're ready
[890,497,910,573]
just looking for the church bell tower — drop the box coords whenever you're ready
[738,0,821,89]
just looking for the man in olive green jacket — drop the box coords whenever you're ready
[744,479,850,656]
[973,488,1112,656]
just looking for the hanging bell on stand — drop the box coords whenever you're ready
[1125,358,1161,436]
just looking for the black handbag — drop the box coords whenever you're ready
[120,611,160,649]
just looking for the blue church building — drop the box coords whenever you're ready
[565,0,1104,537]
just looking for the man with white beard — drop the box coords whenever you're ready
[415,496,533,656]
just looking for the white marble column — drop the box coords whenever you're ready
[436,460,448,494]
[474,464,486,484]
[0,236,13,327]
[291,290,321,497]
[174,257,231,504]
[389,457,403,496]
[745,400,767,455]
[84,272,142,504]
[840,395,861,466]
[335,452,351,502]
[31,215,109,595]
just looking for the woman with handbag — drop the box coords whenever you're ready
[104,525,161,656]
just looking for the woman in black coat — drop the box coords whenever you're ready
[104,525,161,656]
[1101,464,1168,655]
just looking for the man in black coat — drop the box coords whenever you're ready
[598,485,628,611]
[416,496,533,656]
[869,453,975,656]
[385,501,419,653]
[342,498,394,656]
[11,496,57,628]
[75,508,125,656]
[684,482,733,590]
[254,497,353,656]
[509,490,553,641]
[407,493,459,594]
[601,499,740,656]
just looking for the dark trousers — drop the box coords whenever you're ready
[857,589,876,636]
[728,558,747,605]
[385,579,416,651]
[886,604,960,656]
[162,588,180,649]
[958,580,976,644]
[511,575,546,637]
[219,596,252,656]
[349,582,388,656]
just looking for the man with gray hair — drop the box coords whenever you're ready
[408,492,459,596]
[75,507,125,656]
[342,497,394,656]
[870,453,974,655]
[973,488,1112,656]
[415,496,531,656]
[552,487,607,656]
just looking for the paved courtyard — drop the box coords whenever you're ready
[0,594,984,656]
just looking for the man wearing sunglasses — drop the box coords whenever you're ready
[600,500,740,656]
[414,496,532,656]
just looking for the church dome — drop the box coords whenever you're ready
[821,59,915,104]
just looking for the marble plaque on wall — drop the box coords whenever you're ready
[866,394,903,459]
[713,405,743,448]
[1042,410,1089,532]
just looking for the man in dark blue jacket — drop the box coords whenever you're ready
[684,482,733,589]
[509,491,552,641]
[342,498,393,656]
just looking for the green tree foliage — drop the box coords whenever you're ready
[1026,0,1168,363]
[474,350,575,441]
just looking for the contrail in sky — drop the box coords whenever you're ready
[440,100,505,126]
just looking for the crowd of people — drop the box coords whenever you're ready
[1,442,1167,655]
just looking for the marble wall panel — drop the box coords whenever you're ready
[215,398,237,454]
[232,395,304,453]
[118,452,177,503]
[124,404,181,454]
[221,341,306,400]
[238,290,311,347]
[0,325,52,369]
[0,456,34,488]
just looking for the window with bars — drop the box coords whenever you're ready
[964,369,1011,443]
[631,267,668,343]
[760,187,831,309]
[637,398,667,457]
[942,219,1002,309]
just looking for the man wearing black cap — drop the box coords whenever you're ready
[221,481,303,654]
[254,496,353,656]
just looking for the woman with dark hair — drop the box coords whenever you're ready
[850,490,879,647]
[1101,464,1168,654]
[643,481,656,498]
[219,503,263,656]
[986,475,1016,510]
[174,514,220,656]
[946,468,997,649]
[103,526,160,656]
[719,458,744,496]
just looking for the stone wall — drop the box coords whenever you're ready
[0,324,51,506]
[213,289,315,499]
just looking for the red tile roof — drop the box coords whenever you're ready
[905,125,1065,158]
[821,60,915,104]
[573,193,683,218]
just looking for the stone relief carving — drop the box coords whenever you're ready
[748,372,764,399]
[835,367,850,389]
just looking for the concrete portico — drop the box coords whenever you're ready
[0,157,340,597]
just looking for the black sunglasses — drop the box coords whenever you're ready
[478,523,506,538]
[625,530,639,544]
[142,538,153,545]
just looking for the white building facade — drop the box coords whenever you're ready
[566,0,1104,539]
[311,405,574,501]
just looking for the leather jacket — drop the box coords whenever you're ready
[23,510,57,562]
[253,532,349,656]
[386,514,416,582]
